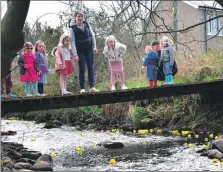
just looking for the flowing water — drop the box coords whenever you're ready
[1,120,223,171]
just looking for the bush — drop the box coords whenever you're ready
[133,107,146,127]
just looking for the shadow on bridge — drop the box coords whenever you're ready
[1,80,223,113]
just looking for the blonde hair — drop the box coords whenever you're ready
[104,35,117,49]
[144,45,153,54]
[35,40,46,55]
[160,36,174,47]
[103,35,127,55]
[58,33,71,48]
[74,11,84,17]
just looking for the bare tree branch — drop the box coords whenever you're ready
[135,14,223,35]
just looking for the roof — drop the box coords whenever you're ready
[153,1,222,10]
[183,1,222,9]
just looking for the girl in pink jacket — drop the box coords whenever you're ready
[52,33,78,95]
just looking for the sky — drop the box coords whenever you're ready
[1,1,99,28]
[1,1,221,28]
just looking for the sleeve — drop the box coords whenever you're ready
[160,49,163,62]
[34,53,41,71]
[169,46,174,66]
[118,43,127,58]
[88,23,96,49]
[69,27,78,57]
[103,47,109,59]
[55,49,62,66]
[143,54,150,66]
[18,55,24,68]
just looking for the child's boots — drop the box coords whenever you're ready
[1,94,6,99]
[153,80,158,87]
[168,74,173,85]
[148,81,153,87]
[5,93,16,99]
[162,76,169,85]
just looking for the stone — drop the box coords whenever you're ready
[35,154,53,165]
[2,167,11,171]
[14,162,32,170]
[102,142,124,149]
[119,124,133,131]
[1,156,13,170]
[208,149,223,160]
[30,161,53,171]
[211,139,223,153]
[43,123,61,129]
[15,158,35,165]
[80,123,87,129]
[197,149,211,156]
[87,123,97,130]
[8,150,22,159]
[52,120,63,126]
[20,151,42,160]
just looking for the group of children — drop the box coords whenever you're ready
[142,36,175,87]
[103,35,175,90]
[1,33,175,98]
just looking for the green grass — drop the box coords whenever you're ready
[95,76,221,91]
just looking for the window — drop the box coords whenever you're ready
[206,13,223,36]
[218,16,223,36]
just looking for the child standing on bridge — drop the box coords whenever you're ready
[1,63,16,99]
[160,36,175,85]
[52,33,78,95]
[142,45,160,87]
[18,42,41,97]
[34,40,48,96]
[103,35,128,91]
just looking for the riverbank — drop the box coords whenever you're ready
[1,119,223,171]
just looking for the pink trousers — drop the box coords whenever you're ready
[109,61,125,85]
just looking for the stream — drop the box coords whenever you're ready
[1,119,223,171]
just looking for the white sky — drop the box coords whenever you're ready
[1,1,99,28]
[1,1,221,28]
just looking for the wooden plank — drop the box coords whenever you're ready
[1,80,223,113]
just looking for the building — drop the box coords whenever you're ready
[148,1,223,55]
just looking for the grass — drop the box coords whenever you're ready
[95,76,221,91]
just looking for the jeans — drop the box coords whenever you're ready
[163,62,173,76]
[147,65,158,81]
[78,48,95,89]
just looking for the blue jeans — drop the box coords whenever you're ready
[163,62,173,76]
[78,48,94,89]
[146,65,157,81]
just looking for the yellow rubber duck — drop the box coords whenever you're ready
[109,159,116,165]
[211,159,218,163]
[202,144,207,149]
[195,134,199,139]
[215,136,219,140]
[209,134,214,139]
[51,153,57,158]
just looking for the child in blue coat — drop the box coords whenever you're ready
[142,46,160,87]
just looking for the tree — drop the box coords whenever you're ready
[1,1,30,85]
